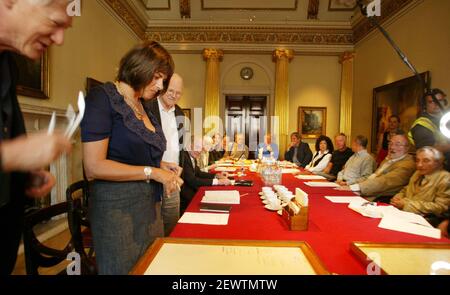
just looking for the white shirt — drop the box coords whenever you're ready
[306,150,332,173]
[158,98,180,164]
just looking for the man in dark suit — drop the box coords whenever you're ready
[143,73,186,236]
[0,0,73,274]
[284,132,312,167]
[180,137,231,214]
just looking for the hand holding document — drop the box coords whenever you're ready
[201,190,240,204]
[178,212,229,225]
[47,91,86,140]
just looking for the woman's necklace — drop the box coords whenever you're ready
[115,81,145,121]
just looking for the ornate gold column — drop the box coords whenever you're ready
[272,49,294,159]
[202,48,224,122]
[339,51,355,144]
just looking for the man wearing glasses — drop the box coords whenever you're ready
[337,132,415,202]
[408,88,450,171]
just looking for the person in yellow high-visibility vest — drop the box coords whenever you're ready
[408,88,450,170]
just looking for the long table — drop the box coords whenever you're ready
[170,172,450,274]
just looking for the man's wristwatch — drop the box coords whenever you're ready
[144,166,152,183]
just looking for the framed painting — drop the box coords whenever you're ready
[298,106,327,139]
[351,242,450,275]
[12,52,49,99]
[371,72,429,152]
[131,238,330,275]
[328,0,356,11]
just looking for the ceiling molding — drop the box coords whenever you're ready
[101,0,422,53]
[180,0,191,18]
[144,26,353,46]
[139,0,171,11]
[200,0,298,11]
[352,0,416,43]
[307,0,320,20]
[102,0,146,39]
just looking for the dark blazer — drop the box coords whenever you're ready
[284,142,313,168]
[208,150,224,165]
[143,97,186,146]
[0,52,29,274]
[179,151,215,213]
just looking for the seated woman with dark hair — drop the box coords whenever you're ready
[81,41,183,275]
[305,135,334,173]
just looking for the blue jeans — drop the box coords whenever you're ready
[161,190,180,236]
[89,180,163,275]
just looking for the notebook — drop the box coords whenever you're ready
[199,203,232,213]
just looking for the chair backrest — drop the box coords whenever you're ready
[66,180,97,275]
[23,202,73,275]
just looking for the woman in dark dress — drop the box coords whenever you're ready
[81,41,183,275]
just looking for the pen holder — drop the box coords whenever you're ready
[281,204,309,231]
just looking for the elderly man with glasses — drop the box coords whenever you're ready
[337,132,416,202]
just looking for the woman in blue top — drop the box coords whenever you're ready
[81,41,183,275]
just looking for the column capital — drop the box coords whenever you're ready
[272,49,294,63]
[202,48,224,61]
[339,51,355,64]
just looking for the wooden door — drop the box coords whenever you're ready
[225,96,267,159]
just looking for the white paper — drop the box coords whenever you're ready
[202,190,240,204]
[378,215,441,239]
[325,196,367,204]
[304,181,340,188]
[281,168,300,174]
[296,175,326,180]
[383,209,433,228]
[178,212,229,225]
[215,162,234,167]
[215,167,237,172]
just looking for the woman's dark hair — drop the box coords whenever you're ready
[315,135,334,153]
[117,41,174,92]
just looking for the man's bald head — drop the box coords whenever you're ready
[160,73,183,110]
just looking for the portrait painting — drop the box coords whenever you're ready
[371,72,429,152]
[298,107,327,139]
[12,52,49,99]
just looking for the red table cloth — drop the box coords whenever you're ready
[171,172,449,274]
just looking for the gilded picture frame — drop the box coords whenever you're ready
[351,242,450,275]
[371,72,429,153]
[298,106,327,139]
[131,238,330,275]
[13,51,49,99]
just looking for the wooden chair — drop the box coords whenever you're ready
[66,180,97,275]
[23,202,73,275]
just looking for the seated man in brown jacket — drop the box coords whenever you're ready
[390,146,450,217]
[337,133,416,202]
